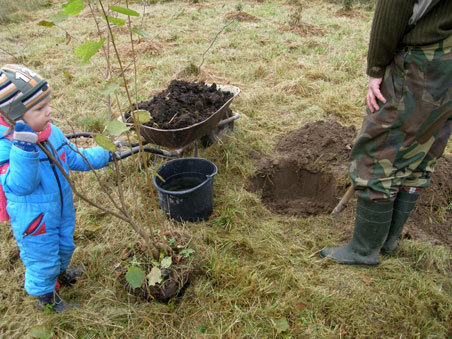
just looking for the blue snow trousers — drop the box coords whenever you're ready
[0,123,110,297]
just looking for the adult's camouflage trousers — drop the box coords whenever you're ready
[349,35,452,201]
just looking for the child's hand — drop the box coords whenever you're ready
[108,140,125,162]
[13,120,38,152]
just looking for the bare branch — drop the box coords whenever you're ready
[0,47,21,63]
[37,142,131,223]
[198,14,239,72]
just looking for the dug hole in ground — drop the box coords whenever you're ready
[248,120,452,251]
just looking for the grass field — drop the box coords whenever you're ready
[0,1,451,338]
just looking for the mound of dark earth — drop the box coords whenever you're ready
[248,120,355,217]
[126,80,233,130]
[248,120,452,249]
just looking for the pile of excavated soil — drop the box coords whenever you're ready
[248,120,452,249]
[407,156,452,248]
[225,11,261,22]
[248,120,356,217]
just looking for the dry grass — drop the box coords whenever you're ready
[0,0,451,338]
[0,0,51,24]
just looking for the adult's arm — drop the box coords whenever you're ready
[366,0,415,78]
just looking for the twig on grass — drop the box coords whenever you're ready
[0,47,21,63]
[308,250,322,258]
[197,13,240,73]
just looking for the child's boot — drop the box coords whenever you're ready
[36,291,72,313]
[58,266,84,286]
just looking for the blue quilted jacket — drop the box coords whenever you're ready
[0,122,110,296]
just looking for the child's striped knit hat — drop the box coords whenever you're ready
[0,64,51,121]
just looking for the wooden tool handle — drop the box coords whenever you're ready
[331,186,355,215]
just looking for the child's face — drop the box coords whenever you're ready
[22,96,52,132]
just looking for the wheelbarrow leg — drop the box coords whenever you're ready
[193,141,198,158]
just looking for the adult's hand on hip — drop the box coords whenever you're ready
[367,77,386,113]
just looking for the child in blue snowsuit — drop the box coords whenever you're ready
[0,64,112,312]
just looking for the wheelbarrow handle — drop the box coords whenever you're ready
[64,133,180,159]
[65,133,150,149]
[115,145,180,160]
[217,113,240,127]
[65,132,93,139]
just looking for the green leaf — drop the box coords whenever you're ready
[180,248,194,258]
[63,0,84,16]
[29,325,52,339]
[109,6,140,17]
[37,20,55,27]
[125,266,146,289]
[83,222,102,235]
[63,70,73,80]
[100,80,120,96]
[94,134,116,152]
[147,267,162,286]
[129,27,150,38]
[132,110,151,124]
[272,317,290,334]
[74,38,105,64]
[168,8,185,23]
[161,256,172,269]
[106,120,130,137]
[105,16,126,26]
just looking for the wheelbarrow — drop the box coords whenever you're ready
[66,84,241,159]
[135,84,240,150]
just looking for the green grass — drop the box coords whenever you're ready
[0,0,451,338]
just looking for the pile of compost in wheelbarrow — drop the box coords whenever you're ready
[125,80,234,130]
[248,120,452,250]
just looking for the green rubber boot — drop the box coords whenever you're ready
[320,197,393,265]
[381,190,419,255]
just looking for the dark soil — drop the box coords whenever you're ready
[407,156,452,248]
[117,263,191,303]
[248,120,452,250]
[248,120,355,216]
[115,233,194,303]
[126,80,233,130]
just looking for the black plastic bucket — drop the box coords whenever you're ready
[153,158,218,222]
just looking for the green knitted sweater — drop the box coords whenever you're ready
[367,0,452,77]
